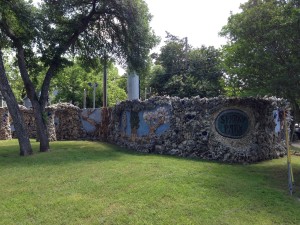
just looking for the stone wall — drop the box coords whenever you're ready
[0,107,11,140]
[106,96,289,163]
[49,103,84,140]
[0,97,290,163]
[2,103,82,141]
[17,105,37,139]
[14,105,57,141]
[81,108,102,139]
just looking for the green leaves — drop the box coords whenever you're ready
[52,58,126,107]
[0,0,38,46]
[150,35,223,98]
[221,0,300,102]
[0,0,157,107]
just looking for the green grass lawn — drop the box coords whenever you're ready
[0,139,300,225]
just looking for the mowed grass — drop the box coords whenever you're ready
[0,140,300,225]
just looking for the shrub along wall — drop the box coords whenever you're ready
[0,97,289,163]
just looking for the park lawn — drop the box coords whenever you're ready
[0,140,300,225]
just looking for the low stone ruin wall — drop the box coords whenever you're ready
[16,106,38,139]
[11,105,57,141]
[49,103,84,140]
[1,103,84,141]
[0,96,289,163]
[0,107,11,140]
[106,96,289,163]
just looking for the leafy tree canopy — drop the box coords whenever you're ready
[0,0,158,107]
[149,33,224,98]
[220,0,300,118]
[52,58,127,107]
[0,0,158,151]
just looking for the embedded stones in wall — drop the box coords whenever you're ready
[17,105,37,139]
[51,103,84,140]
[15,105,56,141]
[111,99,171,152]
[0,96,290,164]
[6,103,86,141]
[142,107,170,136]
[106,96,289,163]
[1,103,91,141]
[0,108,11,140]
[45,108,57,141]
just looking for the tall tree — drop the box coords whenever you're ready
[1,50,27,103]
[220,0,300,119]
[0,0,158,152]
[150,33,223,98]
[0,49,32,155]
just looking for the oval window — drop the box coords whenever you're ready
[215,109,249,138]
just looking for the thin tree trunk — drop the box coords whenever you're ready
[0,1,100,153]
[15,47,50,152]
[31,100,50,151]
[0,50,32,156]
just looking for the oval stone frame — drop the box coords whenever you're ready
[215,109,249,139]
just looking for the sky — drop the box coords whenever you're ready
[33,0,247,49]
[145,0,248,50]
[32,0,249,73]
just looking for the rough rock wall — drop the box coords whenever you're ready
[0,97,289,164]
[1,104,87,141]
[0,108,11,140]
[46,107,57,141]
[14,106,56,141]
[50,103,84,140]
[106,96,289,163]
[17,105,36,138]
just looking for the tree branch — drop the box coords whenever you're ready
[40,0,104,108]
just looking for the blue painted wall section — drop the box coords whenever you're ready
[81,108,101,133]
[119,111,127,136]
[143,106,171,135]
[155,123,170,135]
[137,111,150,137]
[125,111,131,136]
[120,106,171,138]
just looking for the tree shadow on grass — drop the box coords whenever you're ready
[1,140,300,223]
[111,141,300,207]
[1,140,300,197]
[172,157,300,224]
[0,140,127,167]
[249,157,300,197]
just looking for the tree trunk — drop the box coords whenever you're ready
[1,1,100,153]
[15,47,50,152]
[31,99,50,151]
[0,50,32,156]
